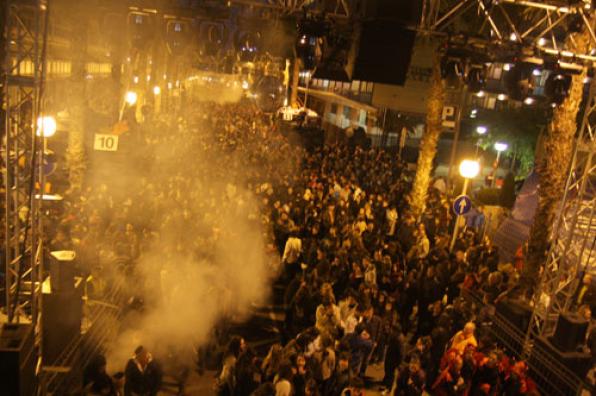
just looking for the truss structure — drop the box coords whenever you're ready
[421,0,596,63]
[2,0,45,333]
[420,0,596,335]
[231,0,351,17]
[531,81,596,335]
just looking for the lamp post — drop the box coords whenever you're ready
[450,159,480,252]
[153,86,161,114]
[119,91,138,121]
[492,141,508,187]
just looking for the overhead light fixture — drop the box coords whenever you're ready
[476,90,486,98]
[36,116,57,137]
[476,126,488,135]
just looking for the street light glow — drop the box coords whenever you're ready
[459,160,480,179]
[36,116,57,137]
[524,97,535,105]
[153,86,161,95]
[494,142,508,152]
[476,126,488,135]
[125,91,138,106]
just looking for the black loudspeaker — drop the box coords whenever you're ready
[550,312,589,353]
[530,336,591,392]
[0,323,36,396]
[48,250,77,292]
[352,21,417,86]
[496,299,533,333]
[42,282,83,364]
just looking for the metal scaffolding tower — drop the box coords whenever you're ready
[2,0,47,374]
[533,82,596,334]
[419,0,596,335]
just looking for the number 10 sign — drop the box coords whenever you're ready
[94,134,119,151]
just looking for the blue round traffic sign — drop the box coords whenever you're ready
[453,195,472,216]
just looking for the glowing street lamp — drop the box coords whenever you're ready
[36,116,57,137]
[494,142,508,152]
[450,159,480,251]
[492,142,508,187]
[476,126,488,135]
[125,91,138,106]
[153,86,161,95]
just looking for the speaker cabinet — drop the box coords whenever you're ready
[496,299,533,333]
[42,283,83,364]
[550,312,589,353]
[530,336,591,394]
[48,250,77,292]
[0,323,35,396]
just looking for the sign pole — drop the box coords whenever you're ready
[449,178,470,252]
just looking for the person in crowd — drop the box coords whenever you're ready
[450,322,478,353]
[124,346,159,396]
[62,101,539,396]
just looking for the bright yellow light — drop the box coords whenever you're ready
[459,159,480,179]
[133,75,139,84]
[36,116,57,137]
[153,86,161,95]
[125,91,138,106]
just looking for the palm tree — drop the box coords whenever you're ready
[407,57,445,219]
[523,28,591,290]
[64,4,88,194]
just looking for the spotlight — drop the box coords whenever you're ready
[532,69,542,76]
[476,126,488,135]
[503,63,513,71]
[545,72,571,105]
[538,37,546,46]
[497,93,507,101]
[523,97,535,105]
[466,64,487,93]
[509,33,518,42]
[476,90,486,98]
[504,63,534,101]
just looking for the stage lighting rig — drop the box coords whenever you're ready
[466,63,488,93]
[504,62,535,101]
[545,72,572,106]
[127,11,156,50]
[165,19,192,56]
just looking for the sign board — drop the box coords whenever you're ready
[442,106,456,129]
[453,195,472,216]
[93,134,119,152]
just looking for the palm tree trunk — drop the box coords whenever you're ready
[407,56,445,219]
[523,29,590,290]
[66,9,87,194]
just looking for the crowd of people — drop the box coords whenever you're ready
[46,98,595,396]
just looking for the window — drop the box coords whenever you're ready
[351,80,360,92]
[359,110,367,125]
[343,106,352,119]
[364,81,373,93]
[323,79,329,88]
[489,64,503,80]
